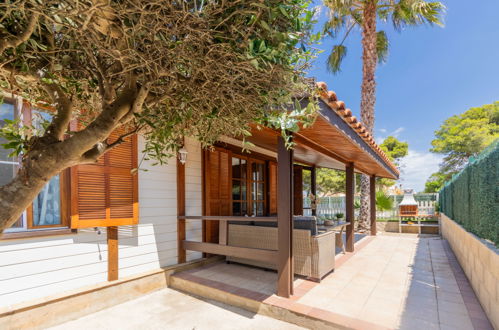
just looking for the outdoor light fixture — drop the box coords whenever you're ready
[178,147,188,165]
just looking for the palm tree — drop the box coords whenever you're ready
[323,0,444,231]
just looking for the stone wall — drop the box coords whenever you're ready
[441,214,499,329]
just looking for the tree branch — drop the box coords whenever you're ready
[0,12,40,53]
[41,82,73,140]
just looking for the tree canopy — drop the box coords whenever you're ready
[0,0,319,230]
[378,135,408,189]
[425,101,499,192]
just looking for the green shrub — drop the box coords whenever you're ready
[439,140,499,246]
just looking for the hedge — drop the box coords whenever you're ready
[439,140,499,246]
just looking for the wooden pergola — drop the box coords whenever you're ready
[177,82,399,298]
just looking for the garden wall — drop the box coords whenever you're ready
[441,214,499,329]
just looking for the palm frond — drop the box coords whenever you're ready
[376,30,389,63]
[392,0,445,30]
[323,14,346,38]
[376,190,393,211]
[327,44,347,74]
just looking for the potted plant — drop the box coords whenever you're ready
[335,212,344,222]
[324,215,335,226]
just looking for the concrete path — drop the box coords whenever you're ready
[298,234,492,329]
[49,287,302,330]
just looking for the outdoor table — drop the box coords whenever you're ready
[317,221,350,254]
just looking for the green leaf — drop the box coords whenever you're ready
[376,30,389,64]
[327,44,347,74]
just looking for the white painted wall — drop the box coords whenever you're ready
[0,136,203,308]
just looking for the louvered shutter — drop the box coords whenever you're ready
[70,130,138,228]
[203,148,231,243]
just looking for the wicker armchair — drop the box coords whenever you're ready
[227,223,335,281]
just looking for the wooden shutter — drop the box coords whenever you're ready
[70,130,138,228]
[268,161,278,215]
[203,147,231,243]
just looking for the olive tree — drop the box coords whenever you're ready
[0,0,318,231]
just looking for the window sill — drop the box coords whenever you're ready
[0,228,76,240]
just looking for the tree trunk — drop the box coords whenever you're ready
[359,1,377,231]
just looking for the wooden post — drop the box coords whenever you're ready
[311,166,317,216]
[277,135,294,298]
[370,175,377,236]
[107,226,118,281]
[345,163,355,252]
[177,147,187,263]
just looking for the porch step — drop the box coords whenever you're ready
[170,266,364,330]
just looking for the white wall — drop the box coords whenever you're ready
[0,136,203,308]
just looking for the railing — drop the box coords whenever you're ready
[178,216,279,264]
[303,194,438,219]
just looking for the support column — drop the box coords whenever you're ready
[311,166,317,216]
[277,135,294,298]
[177,147,186,263]
[345,163,355,252]
[370,175,377,236]
[107,226,118,281]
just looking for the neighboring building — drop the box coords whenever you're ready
[0,82,398,305]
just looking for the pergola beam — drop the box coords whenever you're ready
[277,135,294,298]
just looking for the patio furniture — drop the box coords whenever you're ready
[317,221,349,254]
[227,219,335,281]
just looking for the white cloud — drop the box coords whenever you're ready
[376,126,405,144]
[398,150,443,192]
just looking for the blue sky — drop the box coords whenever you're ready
[308,0,499,191]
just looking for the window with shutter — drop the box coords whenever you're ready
[70,129,138,228]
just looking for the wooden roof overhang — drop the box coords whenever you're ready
[228,97,399,179]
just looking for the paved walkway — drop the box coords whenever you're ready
[172,234,493,330]
[52,234,493,330]
[49,287,303,330]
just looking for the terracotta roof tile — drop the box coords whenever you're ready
[316,82,399,176]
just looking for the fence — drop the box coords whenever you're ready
[439,140,498,246]
[303,193,438,219]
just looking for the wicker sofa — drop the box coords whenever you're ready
[227,217,335,281]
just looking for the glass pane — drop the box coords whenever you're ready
[31,109,52,131]
[232,202,241,216]
[0,102,16,162]
[257,183,264,200]
[257,202,264,216]
[232,180,241,200]
[10,218,23,228]
[240,159,247,179]
[241,201,247,215]
[33,175,61,226]
[252,182,257,200]
[241,181,247,200]
[252,202,257,216]
[252,163,264,181]
[232,157,240,179]
[0,163,16,186]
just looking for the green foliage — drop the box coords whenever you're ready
[439,140,499,246]
[380,135,408,164]
[427,102,499,192]
[431,102,499,172]
[424,171,448,193]
[0,0,321,167]
[327,45,347,73]
[335,212,344,219]
[303,168,345,196]
[323,0,444,73]
[375,190,393,211]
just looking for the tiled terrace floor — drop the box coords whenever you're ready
[173,234,493,330]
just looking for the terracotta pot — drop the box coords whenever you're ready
[324,220,335,226]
